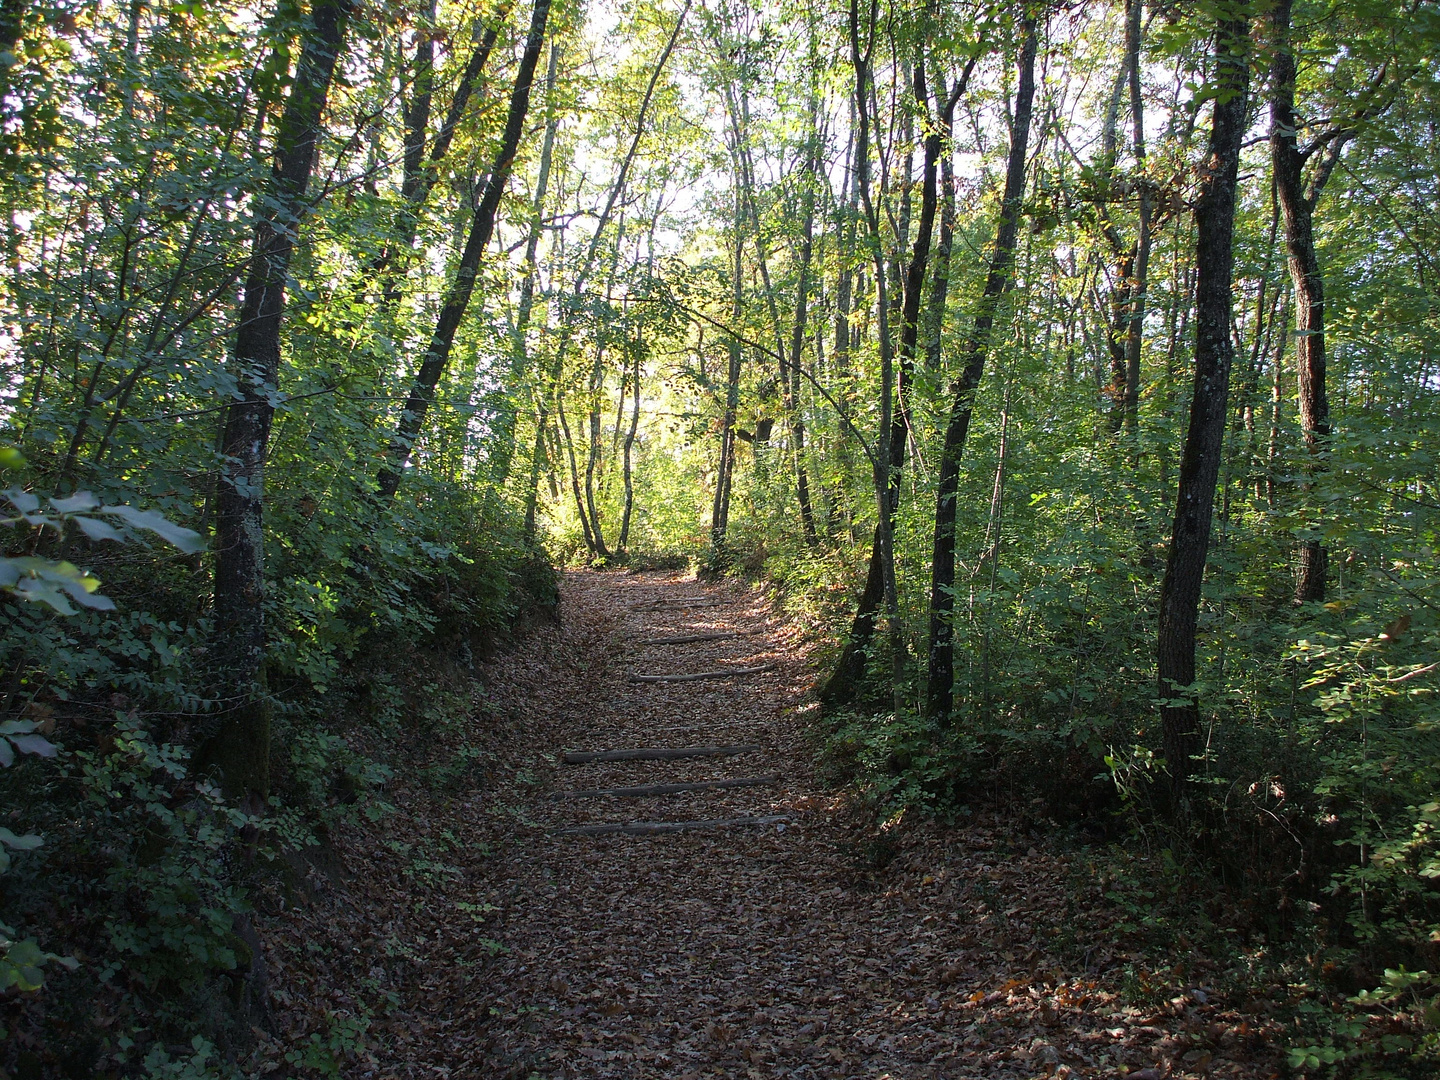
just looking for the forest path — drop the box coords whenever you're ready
[266,570,1269,1079]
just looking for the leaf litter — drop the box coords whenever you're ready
[257,570,1287,1078]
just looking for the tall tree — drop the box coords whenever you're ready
[207,0,355,810]
[377,0,553,499]
[925,14,1037,722]
[1121,0,1150,439]
[376,6,507,302]
[820,0,905,708]
[494,40,562,485]
[784,81,821,547]
[1271,0,1333,604]
[524,0,692,539]
[1155,5,1250,802]
[1268,0,1399,603]
[821,2,966,707]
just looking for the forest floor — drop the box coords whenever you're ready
[256,570,1287,1079]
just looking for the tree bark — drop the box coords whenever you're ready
[376,9,505,301]
[494,40,560,486]
[819,0,904,710]
[556,388,598,555]
[208,0,354,809]
[1155,8,1250,803]
[524,0,691,539]
[710,175,744,565]
[1271,0,1333,604]
[376,0,552,499]
[924,19,1037,723]
[619,343,641,553]
[785,84,821,546]
[1122,0,1150,439]
[583,332,613,557]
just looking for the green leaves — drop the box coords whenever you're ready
[2,487,205,552]
[97,504,205,554]
[0,937,78,994]
[1,486,206,613]
[0,556,113,614]
[0,823,45,873]
[0,720,59,770]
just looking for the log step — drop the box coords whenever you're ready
[630,664,773,684]
[636,630,759,646]
[551,774,781,800]
[562,744,760,764]
[627,597,721,611]
[555,814,791,837]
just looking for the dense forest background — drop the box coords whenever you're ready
[1,0,1439,1075]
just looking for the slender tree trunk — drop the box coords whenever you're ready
[524,0,690,539]
[556,390,597,555]
[376,0,551,499]
[786,85,822,546]
[395,3,435,280]
[1122,0,1149,438]
[619,346,641,552]
[1271,0,1333,604]
[834,106,855,375]
[494,41,560,485]
[923,124,956,372]
[584,342,611,558]
[820,0,904,709]
[1155,8,1250,804]
[1266,320,1286,508]
[820,23,969,707]
[925,19,1037,723]
[376,9,505,299]
[207,0,353,810]
[711,175,745,566]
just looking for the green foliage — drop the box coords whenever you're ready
[282,1012,373,1077]
[137,1036,239,1080]
[1288,968,1440,1077]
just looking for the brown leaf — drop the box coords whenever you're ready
[1381,613,1412,641]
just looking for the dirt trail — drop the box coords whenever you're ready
[264,571,1276,1079]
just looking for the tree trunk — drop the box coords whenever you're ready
[376,0,551,499]
[1122,0,1149,438]
[376,9,504,301]
[556,389,598,556]
[1271,0,1333,604]
[208,0,353,810]
[785,85,821,547]
[925,19,1037,723]
[711,176,745,566]
[923,130,956,372]
[494,40,560,486]
[619,346,641,553]
[584,340,611,559]
[524,0,690,539]
[819,0,904,709]
[1155,8,1250,803]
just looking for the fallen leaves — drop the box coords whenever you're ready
[255,570,1288,1079]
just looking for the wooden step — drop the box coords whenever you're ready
[627,596,721,611]
[630,664,773,684]
[551,774,781,800]
[635,630,759,647]
[562,745,760,764]
[555,814,791,837]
